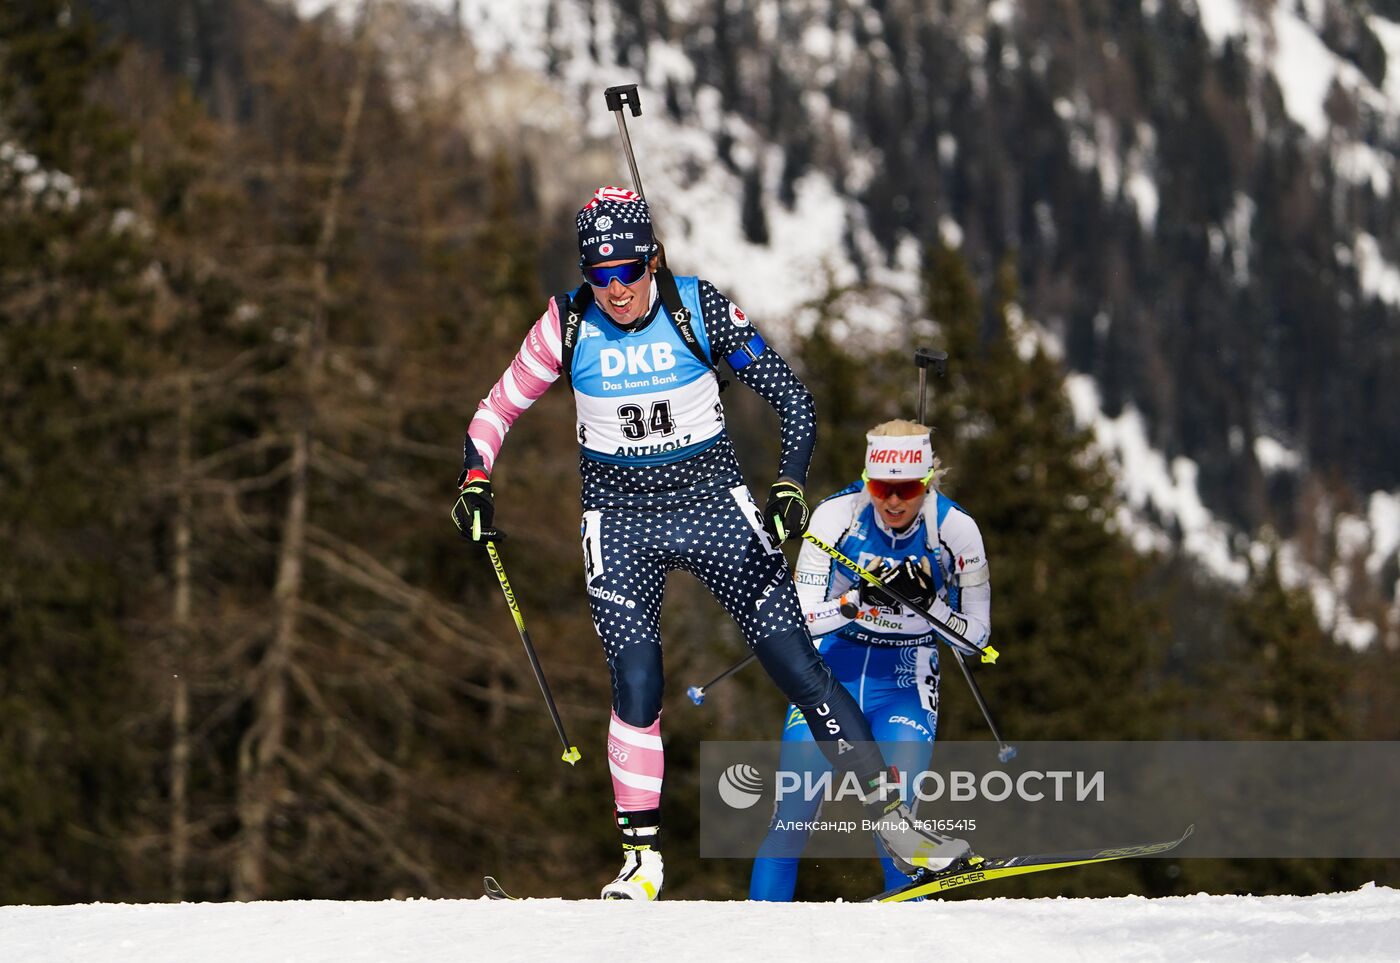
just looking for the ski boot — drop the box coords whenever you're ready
[601,809,664,900]
[871,800,972,875]
[861,769,971,875]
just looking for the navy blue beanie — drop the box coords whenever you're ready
[575,186,656,265]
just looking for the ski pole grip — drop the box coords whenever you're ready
[914,347,948,377]
[605,84,642,116]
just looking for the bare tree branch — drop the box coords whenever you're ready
[280,750,441,895]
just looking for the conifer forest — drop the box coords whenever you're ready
[3,0,1399,903]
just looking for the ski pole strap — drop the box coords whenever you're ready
[801,531,999,665]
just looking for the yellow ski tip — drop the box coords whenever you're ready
[980,644,999,665]
[562,746,582,766]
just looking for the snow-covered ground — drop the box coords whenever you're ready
[3,885,1397,962]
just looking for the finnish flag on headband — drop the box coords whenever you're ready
[864,432,933,480]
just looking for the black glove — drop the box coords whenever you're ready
[452,472,500,542]
[860,557,934,610]
[857,559,899,608]
[763,480,810,544]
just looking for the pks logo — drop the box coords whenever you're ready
[717,764,764,809]
[599,242,615,257]
[730,304,750,327]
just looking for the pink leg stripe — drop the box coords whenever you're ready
[607,712,664,812]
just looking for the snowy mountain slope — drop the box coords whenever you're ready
[288,0,1400,646]
[3,884,1398,963]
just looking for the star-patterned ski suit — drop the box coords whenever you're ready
[465,275,888,815]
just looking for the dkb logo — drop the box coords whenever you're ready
[599,343,677,376]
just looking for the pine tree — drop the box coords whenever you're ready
[924,246,1167,745]
[1222,549,1355,740]
[0,0,164,903]
[1172,550,1376,896]
[3,0,601,904]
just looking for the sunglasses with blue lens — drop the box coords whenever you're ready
[582,259,649,288]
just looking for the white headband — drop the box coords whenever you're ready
[864,432,933,480]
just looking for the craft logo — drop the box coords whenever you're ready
[717,764,765,809]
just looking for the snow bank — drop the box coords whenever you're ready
[2,884,1398,963]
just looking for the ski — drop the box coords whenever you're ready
[483,826,1192,902]
[482,876,517,900]
[866,824,1195,902]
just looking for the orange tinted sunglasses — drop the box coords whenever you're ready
[862,472,930,500]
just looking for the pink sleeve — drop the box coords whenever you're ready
[467,302,564,474]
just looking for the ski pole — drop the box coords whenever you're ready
[802,531,1017,763]
[483,540,581,766]
[907,348,1015,760]
[604,84,648,203]
[800,531,998,664]
[686,654,757,706]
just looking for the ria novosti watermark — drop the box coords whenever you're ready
[723,763,1103,844]
[768,766,1105,806]
[699,741,1400,859]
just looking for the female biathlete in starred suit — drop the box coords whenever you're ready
[749,420,994,901]
[452,188,967,900]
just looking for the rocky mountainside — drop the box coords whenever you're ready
[91,0,1400,640]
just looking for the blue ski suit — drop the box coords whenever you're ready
[749,480,992,900]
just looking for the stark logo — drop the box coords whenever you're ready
[729,304,750,326]
[596,215,613,231]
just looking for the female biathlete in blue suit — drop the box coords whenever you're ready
[749,420,994,901]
